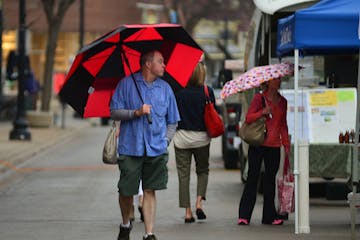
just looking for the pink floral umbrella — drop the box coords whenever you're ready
[220,62,295,99]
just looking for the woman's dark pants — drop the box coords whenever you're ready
[238,146,280,223]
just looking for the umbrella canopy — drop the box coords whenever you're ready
[59,23,203,118]
[220,62,295,99]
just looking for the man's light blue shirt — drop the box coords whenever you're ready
[110,72,180,157]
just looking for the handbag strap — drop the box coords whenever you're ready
[204,85,212,103]
[204,85,210,98]
[261,94,266,108]
[261,94,273,119]
[283,155,290,176]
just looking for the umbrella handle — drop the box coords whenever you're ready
[120,47,152,124]
[146,114,152,124]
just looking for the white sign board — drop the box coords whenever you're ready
[308,88,357,143]
[281,88,357,143]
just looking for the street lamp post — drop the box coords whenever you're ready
[79,0,84,49]
[9,0,31,140]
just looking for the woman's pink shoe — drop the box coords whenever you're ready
[237,218,249,225]
[262,219,284,225]
[271,219,283,225]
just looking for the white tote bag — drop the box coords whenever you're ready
[102,121,118,164]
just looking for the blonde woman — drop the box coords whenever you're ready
[173,62,215,223]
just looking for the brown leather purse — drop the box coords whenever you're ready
[239,95,267,146]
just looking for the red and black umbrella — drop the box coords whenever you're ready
[59,23,203,118]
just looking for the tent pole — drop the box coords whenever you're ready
[294,49,299,234]
[350,49,360,240]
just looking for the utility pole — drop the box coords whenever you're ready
[9,0,31,140]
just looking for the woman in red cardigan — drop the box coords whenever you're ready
[237,78,290,226]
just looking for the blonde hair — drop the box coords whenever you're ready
[187,62,206,87]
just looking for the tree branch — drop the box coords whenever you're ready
[41,0,54,24]
[56,0,76,20]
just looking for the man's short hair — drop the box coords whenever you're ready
[140,50,157,67]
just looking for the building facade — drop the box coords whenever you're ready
[2,0,251,98]
[2,0,165,90]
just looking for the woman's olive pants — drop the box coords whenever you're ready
[174,144,210,208]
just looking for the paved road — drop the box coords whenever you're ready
[0,124,358,240]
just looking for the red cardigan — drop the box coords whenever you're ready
[245,91,290,149]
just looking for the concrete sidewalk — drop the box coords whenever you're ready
[0,109,94,179]
[0,109,360,240]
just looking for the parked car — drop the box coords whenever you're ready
[216,69,243,169]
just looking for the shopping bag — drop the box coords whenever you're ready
[277,155,295,214]
[204,85,224,138]
[102,121,118,164]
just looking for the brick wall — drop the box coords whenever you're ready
[3,0,144,34]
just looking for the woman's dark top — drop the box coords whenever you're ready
[175,85,216,131]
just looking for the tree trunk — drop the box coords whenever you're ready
[40,0,76,112]
[41,22,60,111]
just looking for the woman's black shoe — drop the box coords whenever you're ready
[184,217,195,223]
[196,208,206,220]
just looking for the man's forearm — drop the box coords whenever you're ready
[110,109,136,121]
[166,123,177,145]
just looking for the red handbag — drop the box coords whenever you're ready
[204,85,225,138]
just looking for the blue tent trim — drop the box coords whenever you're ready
[277,0,360,57]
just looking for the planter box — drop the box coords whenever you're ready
[26,110,53,128]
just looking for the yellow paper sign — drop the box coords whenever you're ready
[309,91,337,106]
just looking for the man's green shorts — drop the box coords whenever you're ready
[117,152,168,196]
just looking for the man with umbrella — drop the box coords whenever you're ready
[110,50,180,240]
[58,23,203,239]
